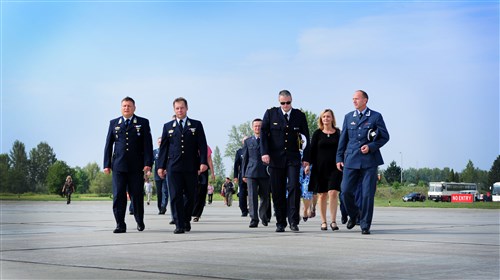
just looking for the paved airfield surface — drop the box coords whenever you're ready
[1,201,499,279]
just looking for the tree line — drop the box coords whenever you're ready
[2,113,499,195]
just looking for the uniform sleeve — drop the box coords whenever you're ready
[260,109,271,156]
[368,113,390,153]
[300,111,311,163]
[336,116,349,163]
[103,120,115,169]
[158,124,169,170]
[197,121,208,165]
[143,119,154,167]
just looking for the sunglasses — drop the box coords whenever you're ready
[280,101,291,105]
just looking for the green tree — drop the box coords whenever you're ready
[224,121,252,160]
[384,160,401,184]
[212,146,226,178]
[83,162,101,183]
[461,160,478,183]
[73,167,90,193]
[301,109,318,139]
[448,169,455,182]
[89,172,112,194]
[28,142,57,192]
[9,140,29,193]
[45,160,73,194]
[488,155,500,187]
[0,154,11,192]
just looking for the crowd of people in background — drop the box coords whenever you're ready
[100,89,390,235]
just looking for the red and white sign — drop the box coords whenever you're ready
[451,194,474,203]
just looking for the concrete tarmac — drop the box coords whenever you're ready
[1,200,499,280]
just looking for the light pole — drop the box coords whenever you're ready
[400,152,403,183]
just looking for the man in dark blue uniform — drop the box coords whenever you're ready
[153,137,169,215]
[158,97,208,234]
[260,90,310,232]
[104,96,153,233]
[336,90,389,235]
[234,138,249,217]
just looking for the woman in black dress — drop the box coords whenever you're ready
[309,109,343,231]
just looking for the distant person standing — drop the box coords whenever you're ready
[61,175,75,204]
[157,97,208,234]
[144,178,153,205]
[336,90,389,235]
[222,177,235,207]
[104,96,153,233]
[260,90,311,232]
[207,184,214,205]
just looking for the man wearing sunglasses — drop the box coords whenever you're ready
[260,90,311,232]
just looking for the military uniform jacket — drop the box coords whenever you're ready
[260,107,311,168]
[103,115,154,172]
[158,117,208,173]
[233,148,244,182]
[241,136,268,179]
[336,107,390,169]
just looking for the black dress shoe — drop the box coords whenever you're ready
[341,216,348,224]
[262,220,268,227]
[362,229,371,235]
[241,213,248,217]
[290,224,299,232]
[158,210,166,215]
[275,226,285,232]
[169,220,175,225]
[174,228,185,234]
[249,221,258,228]
[185,222,191,232]
[113,227,126,233]
[347,217,357,230]
[137,222,145,231]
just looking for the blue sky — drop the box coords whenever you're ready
[1,0,499,174]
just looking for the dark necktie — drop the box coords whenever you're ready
[359,113,363,119]
[179,119,184,129]
[125,118,130,128]
[284,113,289,123]
[256,137,260,145]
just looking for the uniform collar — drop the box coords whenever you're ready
[353,108,370,117]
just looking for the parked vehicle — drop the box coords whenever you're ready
[403,192,426,202]
[428,182,477,202]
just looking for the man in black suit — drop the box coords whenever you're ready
[158,97,208,234]
[234,138,249,217]
[260,90,310,232]
[104,96,153,233]
[242,118,270,228]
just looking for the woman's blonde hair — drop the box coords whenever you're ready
[66,175,72,181]
[318,109,336,130]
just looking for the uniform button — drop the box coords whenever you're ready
[181,145,184,148]
[181,140,184,143]
[284,147,287,150]
[126,138,129,140]
[126,143,129,145]
[285,140,288,142]
[126,132,129,135]
[126,148,129,151]
[182,151,184,153]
